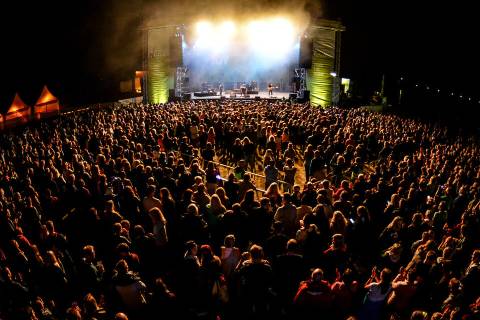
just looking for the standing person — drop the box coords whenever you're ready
[148,207,168,248]
[309,150,326,181]
[283,158,297,193]
[274,194,298,238]
[264,161,279,190]
[304,145,315,182]
[293,268,334,318]
[242,137,256,172]
[236,245,273,317]
[220,235,241,280]
[387,268,418,317]
[219,83,224,96]
[268,83,274,96]
[359,267,393,320]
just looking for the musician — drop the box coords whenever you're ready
[219,84,224,96]
[268,83,274,96]
[241,84,247,97]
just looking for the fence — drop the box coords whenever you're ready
[173,150,293,198]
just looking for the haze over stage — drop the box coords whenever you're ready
[184,18,300,94]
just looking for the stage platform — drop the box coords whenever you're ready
[188,91,291,101]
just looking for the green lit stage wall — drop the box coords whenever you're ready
[309,27,337,107]
[148,55,169,104]
[147,27,174,104]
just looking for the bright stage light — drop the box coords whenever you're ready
[194,21,214,50]
[195,21,213,35]
[247,18,296,56]
[193,21,236,53]
[219,21,236,37]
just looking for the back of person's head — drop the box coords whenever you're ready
[260,197,270,207]
[187,203,198,215]
[83,293,98,316]
[115,259,129,275]
[199,244,213,258]
[273,221,284,233]
[116,242,130,255]
[232,203,241,213]
[185,240,197,254]
[115,313,129,320]
[224,234,236,248]
[311,268,324,282]
[83,245,95,261]
[410,310,428,320]
[380,268,393,284]
[133,225,145,237]
[113,222,122,235]
[286,239,298,252]
[430,312,443,320]
[249,245,264,261]
[65,305,82,320]
[146,185,156,196]
[332,233,344,249]
[244,189,255,203]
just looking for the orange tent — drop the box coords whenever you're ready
[5,93,31,126]
[34,85,60,119]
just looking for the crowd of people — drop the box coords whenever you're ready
[0,100,479,320]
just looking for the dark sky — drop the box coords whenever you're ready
[0,0,478,109]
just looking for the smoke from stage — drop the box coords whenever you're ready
[183,17,302,92]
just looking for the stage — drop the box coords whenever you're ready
[188,91,291,101]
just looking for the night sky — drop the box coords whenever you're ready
[0,0,478,110]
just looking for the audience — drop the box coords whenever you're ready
[0,100,479,320]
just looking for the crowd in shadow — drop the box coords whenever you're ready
[0,101,479,320]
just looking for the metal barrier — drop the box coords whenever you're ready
[173,150,293,198]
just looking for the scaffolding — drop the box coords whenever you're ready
[175,67,188,98]
[295,68,307,99]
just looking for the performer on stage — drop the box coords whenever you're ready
[268,83,274,96]
[219,83,224,96]
[241,84,247,97]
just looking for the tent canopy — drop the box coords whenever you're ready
[5,93,31,121]
[34,85,60,114]
[35,85,58,106]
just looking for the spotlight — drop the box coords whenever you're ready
[247,18,295,56]
[194,21,214,50]
[196,21,212,35]
[330,72,337,77]
[219,21,236,37]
